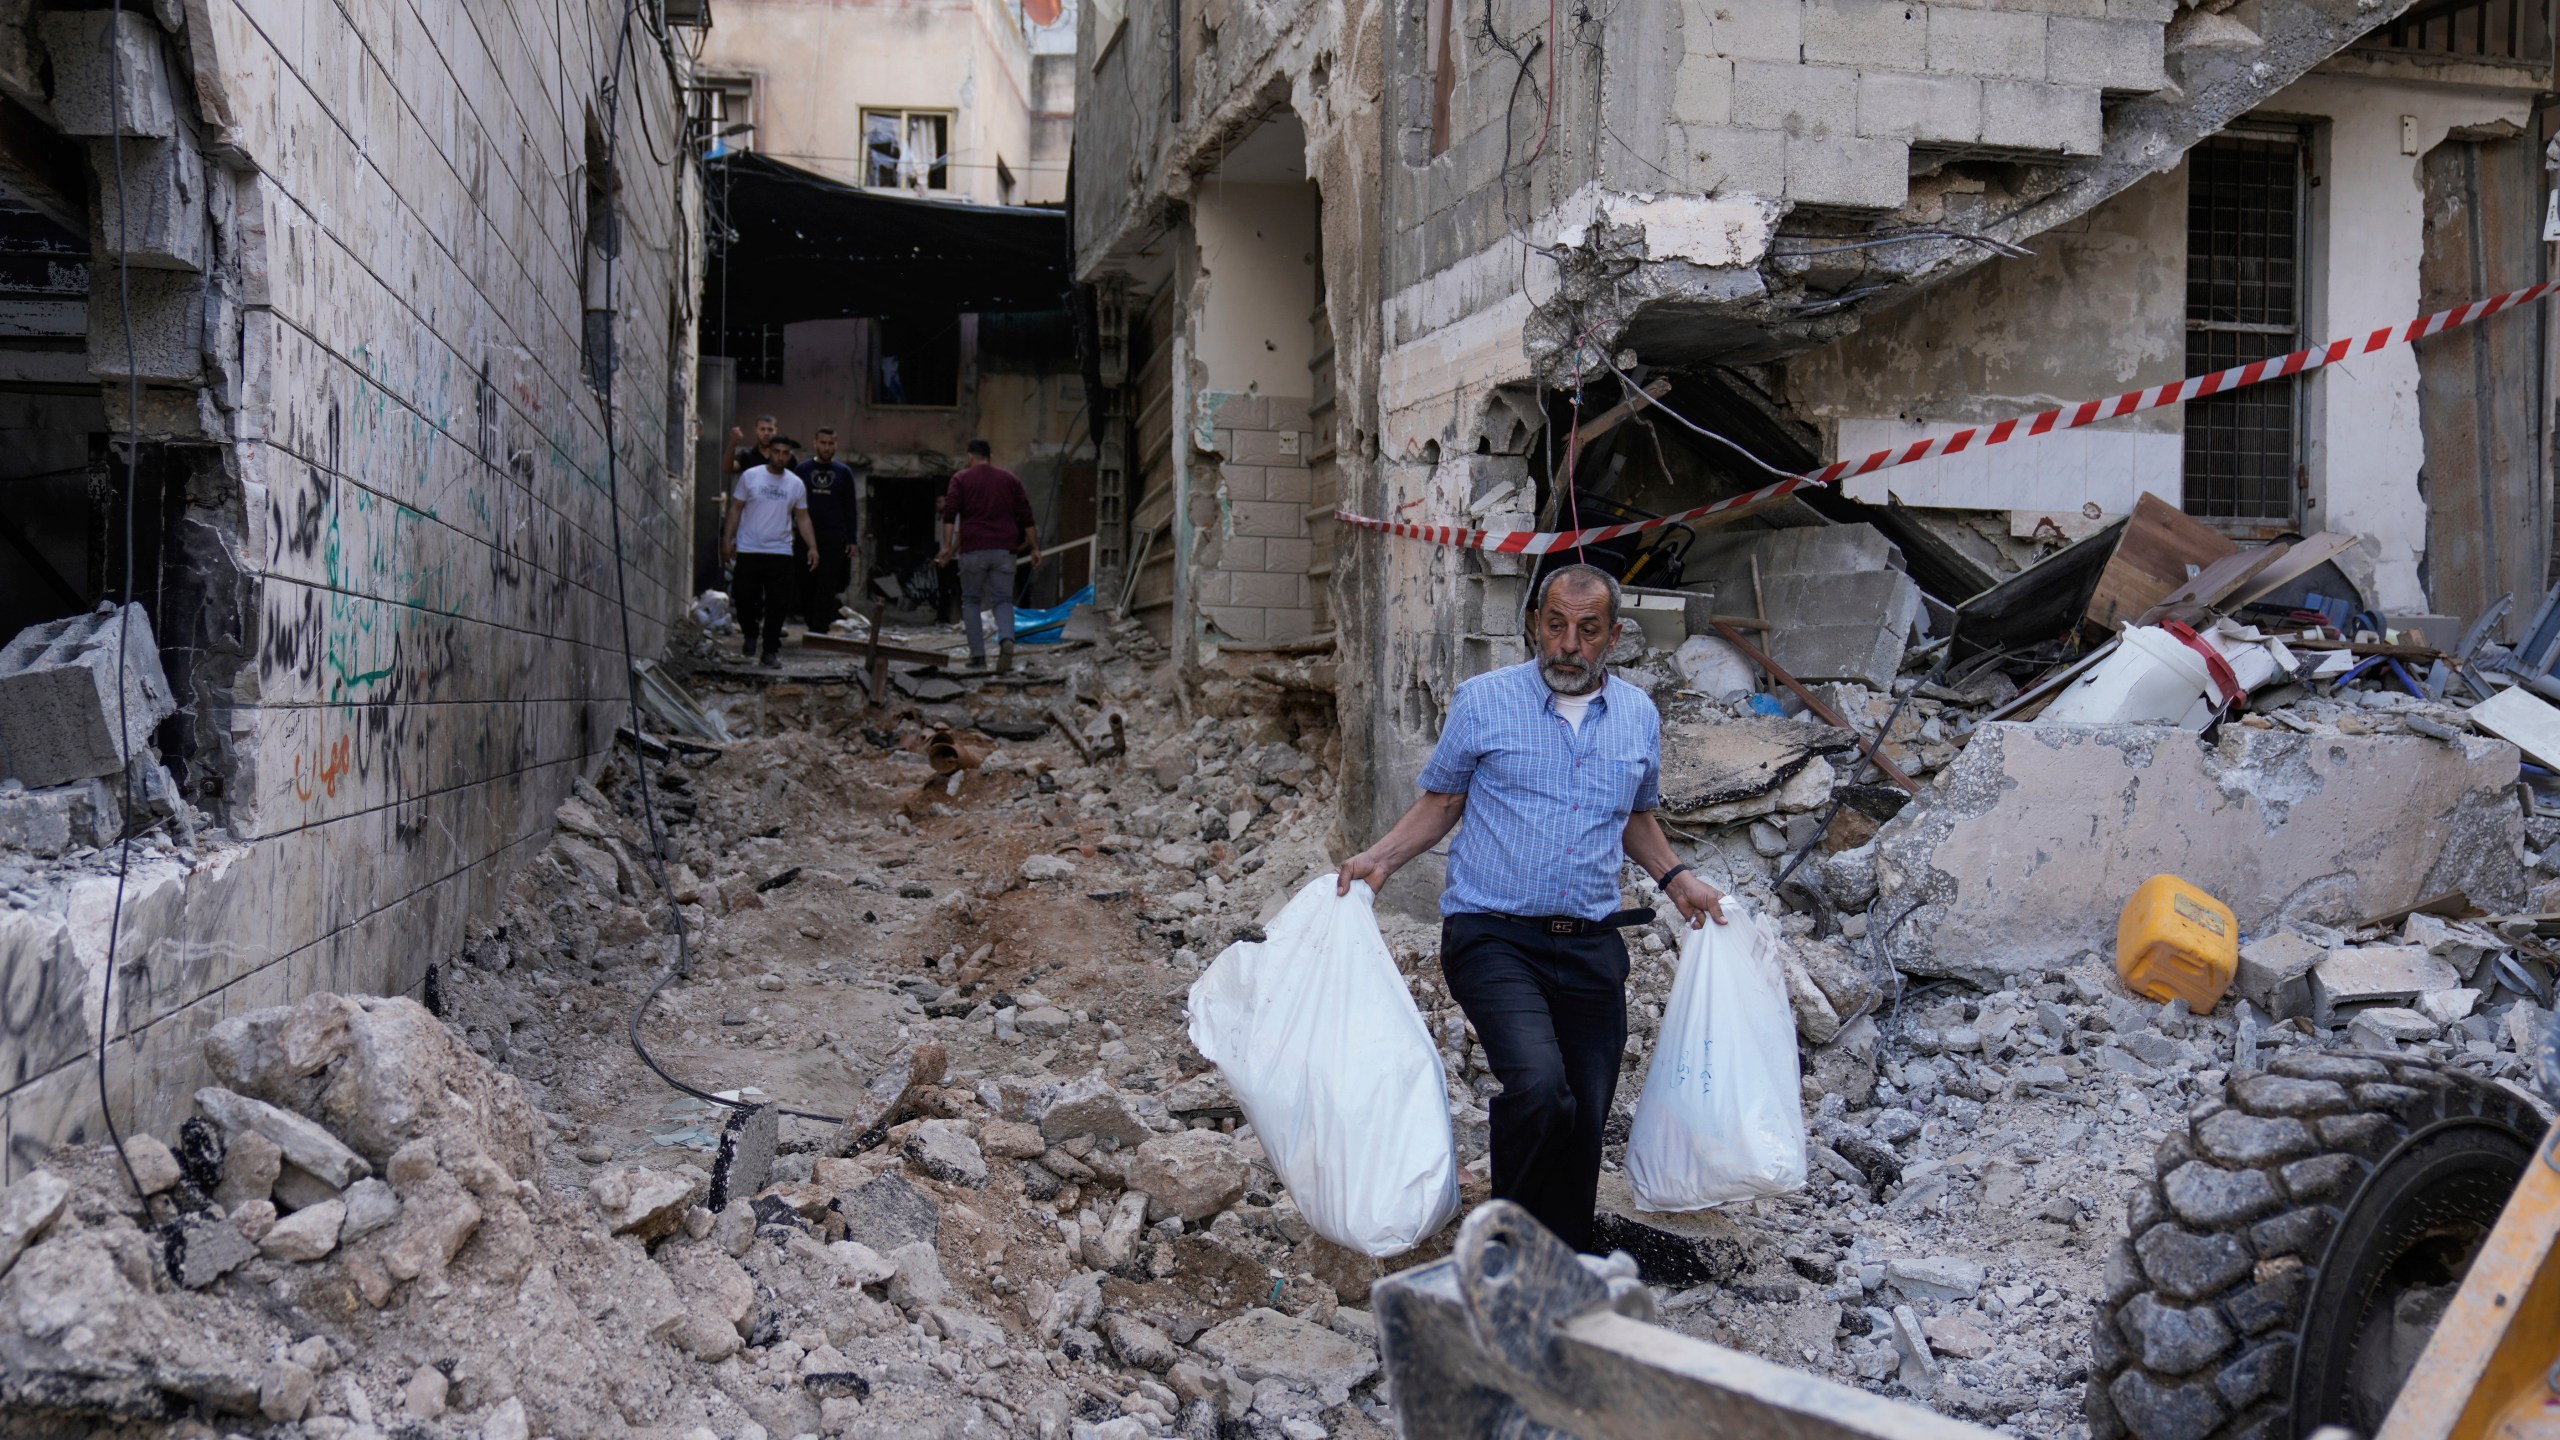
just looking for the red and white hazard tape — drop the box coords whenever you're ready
[1337,280,2560,555]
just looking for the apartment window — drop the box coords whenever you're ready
[2183,132,2304,523]
[864,109,952,191]
[691,76,754,153]
[580,119,619,395]
[871,314,960,407]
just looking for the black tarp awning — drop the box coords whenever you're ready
[705,151,1070,329]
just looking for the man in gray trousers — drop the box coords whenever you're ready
[935,439,1043,672]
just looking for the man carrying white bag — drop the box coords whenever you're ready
[1187,875,1461,1257]
[1331,565,1734,1252]
[1624,900,1809,1210]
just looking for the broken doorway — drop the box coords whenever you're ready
[1188,110,1327,647]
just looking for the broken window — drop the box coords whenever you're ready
[690,75,755,154]
[870,313,961,407]
[2183,132,2303,524]
[863,109,952,192]
[580,118,620,395]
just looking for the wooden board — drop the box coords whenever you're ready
[2468,684,2560,770]
[2226,530,2361,610]
[2134,544,2291,626]
[2081,492,2238,641]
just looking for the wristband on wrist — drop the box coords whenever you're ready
[1656,862,1692,889]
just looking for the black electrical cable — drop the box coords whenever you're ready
[94,0,150,1210]
[590,4,845,1129]
[1591,351,1800,482]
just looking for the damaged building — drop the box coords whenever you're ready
[693,0,1093,621]
[0,2,704,1177]
[1066,0,2560,872]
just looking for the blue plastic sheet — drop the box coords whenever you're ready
[1013,585,1093,645]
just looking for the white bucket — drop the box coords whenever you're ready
[2039,626,2222,726]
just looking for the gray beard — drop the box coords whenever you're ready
[1541,656,1604,696]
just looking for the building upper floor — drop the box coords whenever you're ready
[697,0,1077,207]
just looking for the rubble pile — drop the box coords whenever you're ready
[17,518,2560,1440]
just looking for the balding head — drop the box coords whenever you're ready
[1530,563,1623,696]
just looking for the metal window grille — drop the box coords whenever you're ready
[2355,0,2550,63]
[2183,134,2304,523]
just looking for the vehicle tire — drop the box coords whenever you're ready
[2085,1052,2542,1440]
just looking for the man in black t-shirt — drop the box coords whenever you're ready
[726,414,777,478]
[795,427,860,629]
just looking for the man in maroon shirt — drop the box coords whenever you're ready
[936,439,1042,672]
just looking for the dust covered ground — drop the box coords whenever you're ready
[3,616,2553,1440]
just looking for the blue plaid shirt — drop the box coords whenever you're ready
[1417,661,1663,921]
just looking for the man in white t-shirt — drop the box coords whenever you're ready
[722,434,818,667]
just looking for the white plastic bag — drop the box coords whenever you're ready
[1625,900,1808,1210]
[1187,874,1461,1256]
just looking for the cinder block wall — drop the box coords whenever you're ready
[0,1,696,1178]
[1201,393,1321,644]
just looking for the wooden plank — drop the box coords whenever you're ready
[2082,492,2238,640]
[2133,544,2290,626]
[2467,684,2560,770]
[2226,530,2362,609]
[1710,621,1921,793]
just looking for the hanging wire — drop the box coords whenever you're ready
[590,2,847,1128]
[94,0,150,1210]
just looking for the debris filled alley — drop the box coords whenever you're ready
[5,0,2560,1435]
[8,568,2560,1439]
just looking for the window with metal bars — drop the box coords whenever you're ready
[2183,133,2304,523]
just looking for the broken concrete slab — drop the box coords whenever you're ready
[0,603,177,788]
[1658,713,1857,818]
[194,1087,371,1189]
[1757,570,1926,690]
[2312,947,2461,1017]
[1589,1173,1749,1287]
[0,1171,70,1280]
[2346,1006,2440,1049]
[1872,723,2525,981]
[2401,912,2500,981]
[2234,931,2325,1021]
[707,1103,777,1212]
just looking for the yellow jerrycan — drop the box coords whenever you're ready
[2115,873,2238,1012]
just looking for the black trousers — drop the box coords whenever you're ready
[731,553,796,658]
[802,534,852,628]
[1441,912,1629,1253]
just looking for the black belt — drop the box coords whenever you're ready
[1486,907,1656,936]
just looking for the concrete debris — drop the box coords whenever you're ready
[1658,713,1858,819]
[2312,946,2463,1015]
[0,602,177,789]
[28,587,2560,1440]
[2234,930,2325,1021]
[1686,525,1924,689]
[0,1170,71,1279]
[1873,722,2525,981]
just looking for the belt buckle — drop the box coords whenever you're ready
[1548,919,1576,935]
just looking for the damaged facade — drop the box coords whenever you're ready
[695,0,1092,618]
[1069,0,2560,860]
[0,2,703,1179]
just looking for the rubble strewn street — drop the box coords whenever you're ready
[5,591,2555,1440]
